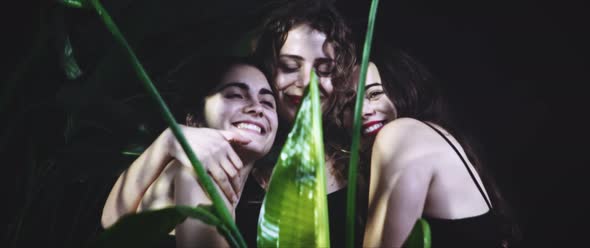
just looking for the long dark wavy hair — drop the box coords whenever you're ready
[334,40,521,246]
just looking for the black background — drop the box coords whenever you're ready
[3,0,588,247]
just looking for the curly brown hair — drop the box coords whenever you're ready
[252,1,356,119]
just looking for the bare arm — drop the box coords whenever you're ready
[174,159,254,248]
[174,165,233,248]
[364,118,435,247]
[101,129,175,228]
[101,126,250,228]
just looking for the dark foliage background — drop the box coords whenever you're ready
[2,0,588,247]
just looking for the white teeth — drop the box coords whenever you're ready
[236,123,262,133]
[363,123,383,134]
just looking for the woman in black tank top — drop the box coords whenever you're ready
[334,41,520,247]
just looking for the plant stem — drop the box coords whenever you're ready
[87,1,245,247]
[346,0,380,247]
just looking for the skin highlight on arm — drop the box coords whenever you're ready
[101,128,175,228]
[364,118,435,247]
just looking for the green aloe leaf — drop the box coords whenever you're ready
[91,205,228,248]
[346,0,380,247]
[257,70,330,247]
[403,218,431,248]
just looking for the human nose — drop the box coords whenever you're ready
[362,99,375,119]
[295,65,312,88]
[244,100,264,117]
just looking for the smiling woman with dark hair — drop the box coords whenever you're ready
[337,43,520,247]
[101,55,279,247]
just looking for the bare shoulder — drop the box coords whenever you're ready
[373,118,438,154]
[372,118,447,172]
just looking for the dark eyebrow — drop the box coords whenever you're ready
[217,82,249,91]
[259,88,275,99]
[219,82,274,99]
[365,82,382,90]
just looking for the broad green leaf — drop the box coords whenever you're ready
[403,218,431,248]
[346,0,380,247]
[91,205,225,248]
[258,71,330,247]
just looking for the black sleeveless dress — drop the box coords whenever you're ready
[421,122,506,248]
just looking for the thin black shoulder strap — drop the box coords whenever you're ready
[421,121,493,210]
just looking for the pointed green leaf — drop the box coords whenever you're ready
[403,218,431,248]
[257,70,330,247]
[91,205,228,248]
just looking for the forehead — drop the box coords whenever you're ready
[280,24,335,59]
[365,62,382,85]
[219,64,270,90]
[352,62,382,86]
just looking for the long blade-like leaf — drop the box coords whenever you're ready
[346,0,380,247]
[86,0,245,247]
[257,70,330,247]
[91,205,227,248]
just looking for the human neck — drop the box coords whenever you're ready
[325,157,347,194]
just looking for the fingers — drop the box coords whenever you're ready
[219,156,242,200]
[209,166,238,203]
[219,130,251,145]
[219,156,238,179]
[226,146,243,169]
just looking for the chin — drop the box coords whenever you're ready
[235,144,267,162]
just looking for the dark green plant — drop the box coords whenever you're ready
[90,206,227,248]
[345,0,379,247]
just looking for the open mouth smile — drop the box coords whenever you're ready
[362,121,385,136]
[233,121,266,135]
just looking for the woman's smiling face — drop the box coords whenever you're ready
[343,62,396,148]
[204,64,278,160]
[274,24,336,123]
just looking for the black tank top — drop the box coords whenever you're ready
[421,122,505,247]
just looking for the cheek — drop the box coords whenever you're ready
[382,100,397,119]
[274,73,295,90]
[204,98,231,129]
